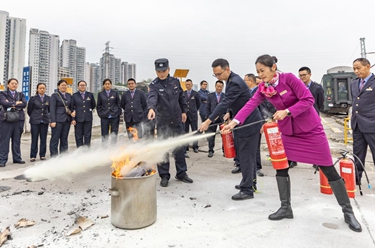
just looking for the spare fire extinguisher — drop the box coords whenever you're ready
[340,157,356,198]
[263,121,289,170]
[220,123,236,158]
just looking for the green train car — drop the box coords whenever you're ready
[321,66,356,114]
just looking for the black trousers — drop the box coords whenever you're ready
[277,166,341,181]
[50,121,71,157]
[125,121,142,139]
[256,133,262,170]
[100,117,119,144]
[207,121,222,153]
[30,123,48,158]
[235,129,259,194]
[184,117,198,149]
[143,119,155,139]
[200,113,207,123]
[0,120,23,163]
[157,122,187,179]
[353,126,375,180]
[74,121,93,147]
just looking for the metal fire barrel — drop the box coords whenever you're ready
[110,173,157,229]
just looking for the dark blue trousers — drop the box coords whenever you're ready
[235,129,259,195]
[184,117,198,149]
[157,122,187,180]
[0,120,23,164]
[30,123,48,158]
[50,121,71,157]
[100,117,119,144]
[74,121,93,147]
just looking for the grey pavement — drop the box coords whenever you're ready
[0,114,375,248]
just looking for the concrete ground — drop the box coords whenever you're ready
[0,114,375,248]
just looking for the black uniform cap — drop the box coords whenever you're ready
[155,58,169,71]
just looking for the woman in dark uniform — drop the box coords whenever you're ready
[27,83,50,162]
[97,78,121,144]
[49,79,75,157]
[0,78,27,167]
[71,80,96,147]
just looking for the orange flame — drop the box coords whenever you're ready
[128,127,139,141]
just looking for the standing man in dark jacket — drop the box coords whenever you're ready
[147,58,193,187]
[121,78,147,139]
[97,79,121,144]
[198,80,209,122]
[298,66,324,114]
[184,79,201,154]
[350,58,375,185]
[0,78,27,167]
[199,58,263,200]
[206,80,225,158]
[71,80,96,147]
[298,66,324,169]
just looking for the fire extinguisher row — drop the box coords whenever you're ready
[318,150,372,198]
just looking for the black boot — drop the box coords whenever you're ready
[329,178,362,232]
[269,176,293,220]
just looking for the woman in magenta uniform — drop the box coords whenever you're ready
[222,54,361,232]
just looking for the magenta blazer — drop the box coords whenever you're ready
[235,73,321,135]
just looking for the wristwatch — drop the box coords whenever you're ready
[286,109,292,116]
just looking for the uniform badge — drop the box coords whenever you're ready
[191,96,195,99]
[159,89,164,92]
[45,102,49,105]
[87,97,91,100]
[366,87,373,91]
[110,96,114,98]
[280,90,287,96]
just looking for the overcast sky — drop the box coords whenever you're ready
[2,0,375,90]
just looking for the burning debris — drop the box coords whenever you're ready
[14,218,36,229]
[65,216,94,236]
[0,227,11,247]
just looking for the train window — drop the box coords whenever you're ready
[338,81,348,100]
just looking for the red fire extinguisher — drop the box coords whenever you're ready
[340,158,356,198]
[263,122,289,170]
[319,169,332,194]
[220,124,236,158]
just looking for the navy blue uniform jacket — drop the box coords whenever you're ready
[72,91,96,122]
[308,81,324,114]
[207,92,225,122]
[184,90,201,122]
[120,89,147,123]
[50,92,73,123]
[147,75,187,125]
[97,90,121,118]
[27,95,50,124]
[0,90,27,121]
[351,74,375,133]
[208,72,262,135]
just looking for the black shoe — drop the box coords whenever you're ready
[208,151,213,157]
[185,153,190,158]
[40,157,46,161]
[0,164,5,167]
[193,148,199,153]
[13,160,25,164]
[160,177,169,187]
[257,169,264,177]
[231,167,241,174]
[175,175,193,183]
[235,185,240,190]
[232,191,254,200]
[289,161,297,168]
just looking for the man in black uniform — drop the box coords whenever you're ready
[147,58,193,187]
[298,66,324,169]
[199,59,263,200]
[206,80,225,157]
[120,78,147,139]
[71,80,96,147]
[184,79,201,155]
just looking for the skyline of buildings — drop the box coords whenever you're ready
[0,9,137,95]
[0,10,26,91]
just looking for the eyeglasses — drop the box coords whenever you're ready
[299,74,309,78]
[212,70,226,78]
